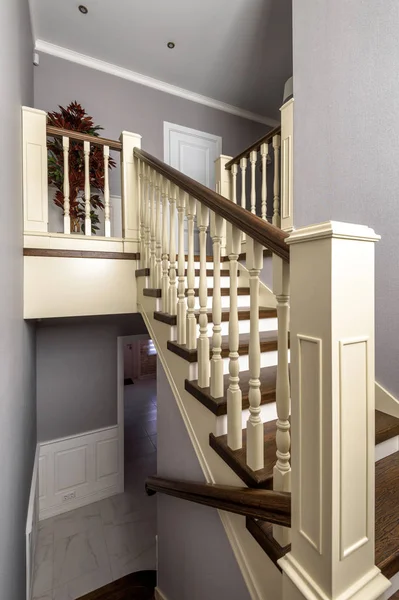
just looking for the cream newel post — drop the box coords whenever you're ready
[240,157,248,242]
[273,255,291,547]
[186,196,197,350]
[168,184,178,315]
[62,136,71,234]
[272,135,281,227]
[161,178,170,313]
[280,222,390,600]
[176,191,187,345]
[197,202,210,388]
[250,150,257,215]
[246,238,264,471]
[227,223,242,450]
[22,107,48,234]
[103,145,111,237]
[83,140,91,236]
[139,161,146,268]
[120,131,142,250]
[145,165,152,273]
[210,213,224,399]
[280,98,294,233]
[155,173,162,288]
[260,143,268,221]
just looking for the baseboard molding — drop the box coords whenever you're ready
[39,426,123,520]
[154,587,169,600]
[26,445,39,600]
[376,382,399,418]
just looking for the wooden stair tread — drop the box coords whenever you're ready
[209,420,278,488]
[143,288,162,298]
[169,330,281,364]
[135,268,150,277]
[186,364,278,416]
[375,410,399,444]
[76,570,156,599]
[375,451,399,579]
[154,306,277,326]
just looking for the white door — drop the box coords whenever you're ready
[164,122,222,252]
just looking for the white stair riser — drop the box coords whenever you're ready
[190,276,231,287]
[375,435,399,462]
[215,317,278,336]
[215,401,278,437]
[194,295,250,309]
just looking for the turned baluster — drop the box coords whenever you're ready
[240,157,247,242]
[186,196,197,350]
[250,150,257,215]
[155,172,162,288]
[149,168,157,286]
[246,239,264,471]
[227,224,242,450]
[260,143,268,221]
[168,184,178,315]
[197,202,210,388]
[273,135,281,227]
[83,140,91,236]
[139,160,146,268]
[176,191,187,345]
[231,163,238,204]
[145,165,152,273]
[103,145,111,237]
[210,213,224,398]
[142,165,149,268]
[62,136,70,234]
[161,177,170,313]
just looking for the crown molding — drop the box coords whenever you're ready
[35,40,279,127]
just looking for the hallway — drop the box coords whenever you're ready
[33,379,157,600]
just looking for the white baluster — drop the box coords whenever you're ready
[227,224,242,450]
[103,145,111,237]
[231,163,238,204]
[149,168,156,286]
[273,134,281,227]
[186,196,197,350]
[155,172,162,288]
[177,191,187,345]
[168,184,178,315]
[139,161,146,268]
[145,165,152,273]
[260,143,268,221]
[210,213,224,398]
[240,157,247,243]
[62,136,70,234]
[273,255,291,546]
[161,177,170,313]
[84,140,91,236]
[246,239,264,471]
[250,150,257,215]
[197,202,210,388]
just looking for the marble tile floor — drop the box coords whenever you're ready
[33,379,158,600]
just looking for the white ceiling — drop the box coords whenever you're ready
[30,0,292,121]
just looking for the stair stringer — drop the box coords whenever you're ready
[138,295,282,600]
[376,382,399,419]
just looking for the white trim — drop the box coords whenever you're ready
[375,381,399,418]
[163,121,223,166]
[384,571,399,599]
[34,40,278,127]
[286,221,380,245]
[26,445,39,600]
[154,588,169,600]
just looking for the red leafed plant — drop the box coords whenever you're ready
[47,101,116,234]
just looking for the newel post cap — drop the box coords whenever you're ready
[286,221,380,245]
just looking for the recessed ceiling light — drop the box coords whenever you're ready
[78,5,88,14]
[167,42,175,49]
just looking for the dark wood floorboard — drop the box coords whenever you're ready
[77,570,156,600]
[375,451,399,579]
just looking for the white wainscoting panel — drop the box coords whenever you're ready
[39,426,123,520]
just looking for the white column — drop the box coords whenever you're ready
[149,168,156,286]
[246,237,264,471]
[280,222,390,600]
[177,191,187,345]
[273,254,291,547]
[280,98,294,233]
[161,178,170,313]
[62,136,71,235]
[186,196,197,350]
[210,213,224,399]
[22,107,48,234]
[250,150,257,215]
[155,172,162,288]
[103,145,111,237]
[168,184,178,315]
[120,131,142,247]
[272,135,281,227]
[227,223,242,450]
[240,157,248,243]
[260,142,268,221]
[83,140,91,236]
[197,202,210,388]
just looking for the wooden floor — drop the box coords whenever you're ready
[77,571,156,600]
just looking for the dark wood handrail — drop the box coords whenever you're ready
[134,148,289,262]
[46,125,122,152]
[225,124,282,170]
[145,476,291,527]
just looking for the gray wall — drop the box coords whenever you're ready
[36,314,147,441]
[0,0,36,598]
[156,360,251,600]
[293,0,399,399]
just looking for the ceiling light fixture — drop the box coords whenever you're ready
[78,5,88,14]
[167,42,175,49]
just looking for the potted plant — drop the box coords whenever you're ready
[47,101,116,234]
